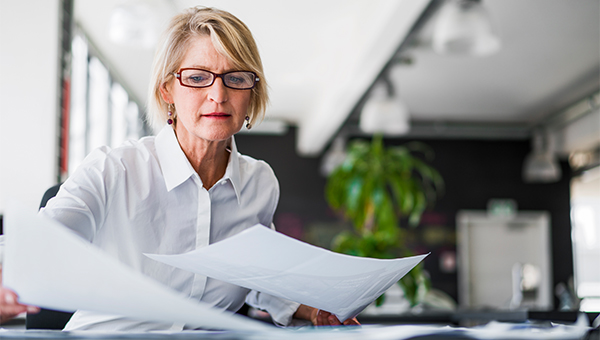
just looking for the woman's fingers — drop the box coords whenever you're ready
[314,310,359,326]
[327,314,341,326]
[27,305,41,314]
[302,305,361,327]
[0,288,40,323]
[316,309,330,325]
[343,317,360,326]
[1,291,26,319]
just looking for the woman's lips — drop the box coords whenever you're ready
[203,112,231,118]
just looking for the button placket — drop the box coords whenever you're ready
[190,177,210,299]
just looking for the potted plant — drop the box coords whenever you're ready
[325,134,444,306]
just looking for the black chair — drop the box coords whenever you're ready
[25,183,74,330]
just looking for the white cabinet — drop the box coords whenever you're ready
[457,211,552,310]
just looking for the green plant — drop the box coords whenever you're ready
[325,134,444,306]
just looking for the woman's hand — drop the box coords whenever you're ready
[294,304,360,326]
[0,268,40,323]
[311,308,360,326]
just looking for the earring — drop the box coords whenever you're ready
[245,116,252,129]
[167,104,174,125]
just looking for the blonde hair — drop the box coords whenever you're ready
[147,6,268,132]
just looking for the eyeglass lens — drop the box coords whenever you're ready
[179,69,256,89]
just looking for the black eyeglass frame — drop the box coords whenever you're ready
[173,68,260,90]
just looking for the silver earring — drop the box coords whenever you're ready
[245,116,252,129]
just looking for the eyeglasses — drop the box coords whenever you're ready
[173,68,259,90]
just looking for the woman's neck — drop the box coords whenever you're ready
[174,128,230,190]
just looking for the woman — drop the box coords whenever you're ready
[0,6,358,329]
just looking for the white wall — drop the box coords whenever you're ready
[0,0,61,215]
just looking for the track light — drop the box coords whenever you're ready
[522,129,562,183]
[359,78,410,136]
[433,0,501,56]
[320,136,347,176]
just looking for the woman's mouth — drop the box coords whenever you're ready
[203,112,231,119]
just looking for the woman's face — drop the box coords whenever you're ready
[161,35,251,145]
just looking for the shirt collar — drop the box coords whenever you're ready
[224,135,243,204]
[155,125,243,204]
[155,125,196,192]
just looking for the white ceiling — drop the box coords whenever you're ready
[74,0,600,156]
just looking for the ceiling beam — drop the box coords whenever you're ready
[295,0,434,156]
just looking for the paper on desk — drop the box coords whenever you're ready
[146,225,428,321]
[2,203,272,332]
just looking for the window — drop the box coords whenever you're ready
[571,165,600,312]
[66,33,148,178]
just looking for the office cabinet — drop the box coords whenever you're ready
[457,211,552,310]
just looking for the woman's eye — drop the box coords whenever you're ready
[187,75,208,83]
[226,74,250,85]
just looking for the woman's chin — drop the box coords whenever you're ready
[179,122,242,142]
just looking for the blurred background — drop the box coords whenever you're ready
[0,0,599,319]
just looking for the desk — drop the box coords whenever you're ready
[1,313,595,340]
[358,310,600,326]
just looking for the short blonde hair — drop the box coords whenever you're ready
[147,6,268,132]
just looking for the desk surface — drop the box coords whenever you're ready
[1,317,595,340]
[357,310,600,326]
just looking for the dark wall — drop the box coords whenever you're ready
[236,129,337,241]
[235,127,574,308]
[386,137,574,308]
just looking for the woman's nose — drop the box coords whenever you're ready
[207,77,228,103]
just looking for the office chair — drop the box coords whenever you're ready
[25,183,74,330]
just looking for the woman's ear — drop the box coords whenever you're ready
[159,81,173,104]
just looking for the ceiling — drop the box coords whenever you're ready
[74,0,600,156]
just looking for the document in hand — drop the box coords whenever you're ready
[146,225,428,321]
[2,203,271,331]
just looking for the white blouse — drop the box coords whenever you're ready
[40,125,299,331]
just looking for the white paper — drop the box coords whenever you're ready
[146,225,428,321]
[2,203,272,332]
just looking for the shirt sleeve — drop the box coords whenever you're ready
[244,290,301,327]
[39,146,116,241]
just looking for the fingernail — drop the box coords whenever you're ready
[27,306,40,313]
[5,293,15,304]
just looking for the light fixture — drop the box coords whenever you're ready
[522,129,562,183]
[432,0,501,56]
[359,78,410,136]
[320,136,347,176]
[108,2,158,49]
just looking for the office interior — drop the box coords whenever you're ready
[0,0,599,336]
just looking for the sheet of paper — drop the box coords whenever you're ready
[146,225,428,321]
[2,203,272,332]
